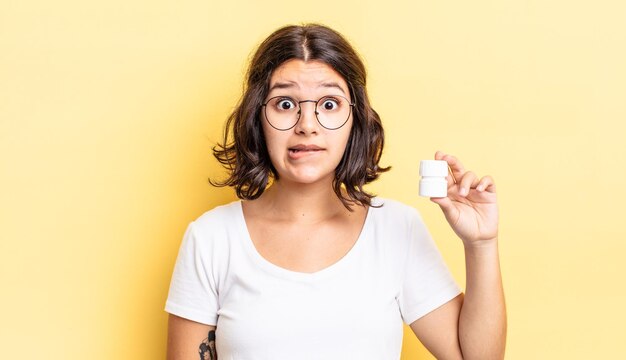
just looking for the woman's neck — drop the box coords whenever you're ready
[254,178,350,223]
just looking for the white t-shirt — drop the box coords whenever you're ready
[165,197,461,360]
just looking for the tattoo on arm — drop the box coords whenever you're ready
[198,330,216,360]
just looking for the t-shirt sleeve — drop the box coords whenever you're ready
[397,210,462,325]
[164,221,219,326]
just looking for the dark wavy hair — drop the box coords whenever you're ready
[211,23,390,209]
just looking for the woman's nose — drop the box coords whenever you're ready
[295,101,319,134]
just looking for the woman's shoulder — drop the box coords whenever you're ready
[367,197,429,251]
[190,199,242,234]
[371,197,422,220]
[368,197,430,235]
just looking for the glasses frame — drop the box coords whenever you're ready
[261,95,355,131]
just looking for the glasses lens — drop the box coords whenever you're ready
[316,95,351,130]
[264,97,299,130]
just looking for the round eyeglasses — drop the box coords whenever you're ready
[261,95,355,131]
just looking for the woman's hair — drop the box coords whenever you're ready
[211,23,390,209]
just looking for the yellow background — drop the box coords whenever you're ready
[1,0,625,358]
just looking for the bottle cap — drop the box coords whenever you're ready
[419,160,448,177]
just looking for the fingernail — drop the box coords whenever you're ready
[477,185,484,191]
[460,187,467,196]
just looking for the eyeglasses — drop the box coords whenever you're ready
[261,95,355,131]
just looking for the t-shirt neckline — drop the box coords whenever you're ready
[235,199,374,282]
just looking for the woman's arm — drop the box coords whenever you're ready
[459,240,506,359]
[411,151,506,359]
[410,242,506,359]
[167,314,217,360]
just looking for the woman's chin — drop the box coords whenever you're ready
[280,171,334,185]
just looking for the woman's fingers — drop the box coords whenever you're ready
[435,151,465,185]
[430,195,456,214]
[476,175,496,193]
[457,171,479,196]
[434,151,496,195]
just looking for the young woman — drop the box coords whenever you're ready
[166,24,506,360]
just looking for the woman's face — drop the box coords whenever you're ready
[262,59,353,186]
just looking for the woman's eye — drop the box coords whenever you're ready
[321,99,339,110]
[277,99,296,110]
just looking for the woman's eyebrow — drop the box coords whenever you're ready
[319,82,346,94]
[268,81,298,92]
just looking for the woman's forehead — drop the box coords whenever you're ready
[268,59,349,95]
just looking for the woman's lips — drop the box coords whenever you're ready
[288,146,324,160]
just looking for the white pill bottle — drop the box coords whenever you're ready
[419,160,448,198]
